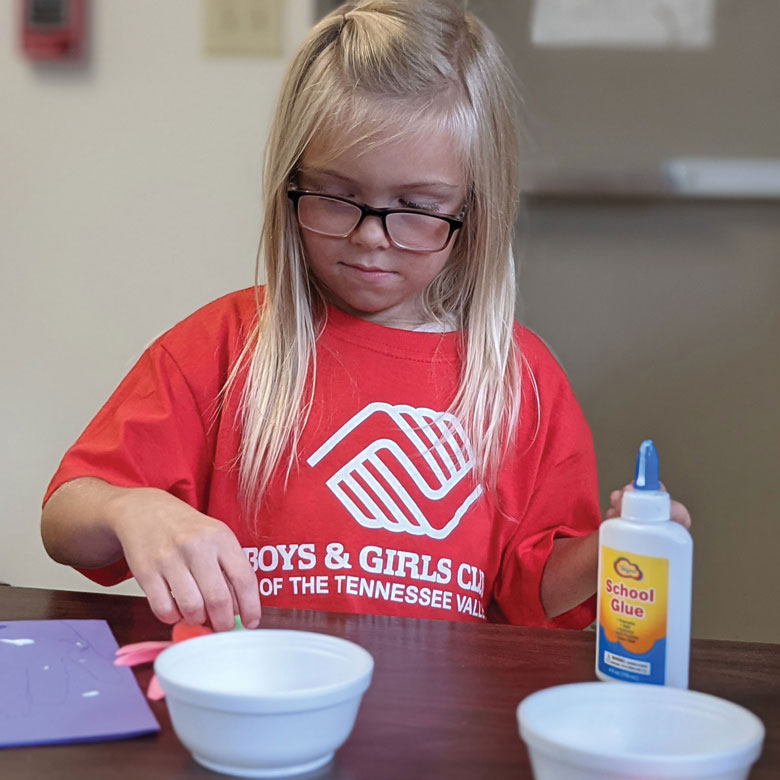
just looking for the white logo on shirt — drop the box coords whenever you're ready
[306,402,482,540]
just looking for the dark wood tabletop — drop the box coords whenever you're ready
[0,585,777,779]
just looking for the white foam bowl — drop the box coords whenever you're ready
[154,629,373,778]
[517,682,764,780]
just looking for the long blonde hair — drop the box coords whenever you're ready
[231,0,523,519]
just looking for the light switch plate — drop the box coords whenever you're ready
[204,0,283,57]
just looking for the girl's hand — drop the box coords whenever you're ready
[109,488,261,632]
[605,484,692,530]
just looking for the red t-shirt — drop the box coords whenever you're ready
[45,288,599,628]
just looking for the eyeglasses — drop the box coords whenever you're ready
[287,189,464,253]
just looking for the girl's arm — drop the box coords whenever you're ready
[42,477,128,566]
[540,532,599,619]
[540,489,692,619]
[41,478,262,631]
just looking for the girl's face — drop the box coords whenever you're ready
[295,125,467,329]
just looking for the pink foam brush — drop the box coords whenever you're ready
[114,641,171,666]
[114,622,216,700]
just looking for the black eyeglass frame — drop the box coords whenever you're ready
[286,189,465,253]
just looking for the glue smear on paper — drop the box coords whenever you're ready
[0,619,159,747]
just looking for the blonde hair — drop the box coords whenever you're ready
[231,0,523,519]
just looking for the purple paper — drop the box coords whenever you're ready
[0,619,159,747]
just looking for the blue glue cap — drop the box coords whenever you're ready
[622,439,670,522]
[633,439,661,491]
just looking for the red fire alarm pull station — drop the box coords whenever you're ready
[21,0,86,61]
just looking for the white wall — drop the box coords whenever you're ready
[1,1,313,595]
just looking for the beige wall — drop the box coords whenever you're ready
[0,1,313,597]
[469,0,780,181]
[521,197,780,643]
[474,0,780,643]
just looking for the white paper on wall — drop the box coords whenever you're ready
[530,0,717,49]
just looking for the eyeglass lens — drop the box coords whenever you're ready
[296,195,451,252]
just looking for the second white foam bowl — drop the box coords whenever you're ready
[154,629,374,778]
[517,682,764,780]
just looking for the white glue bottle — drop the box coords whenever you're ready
[596,439,693,688]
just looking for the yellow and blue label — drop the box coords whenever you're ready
[598,547,668,684]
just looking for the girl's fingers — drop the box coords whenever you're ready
[225,578,240,617]
[165,567,209,627]
[606,488,625,519]
[186,554,235,632]
[114,494,257,630]
[221,552,262,629]
[670,500,692,530]
[137,572,183,625]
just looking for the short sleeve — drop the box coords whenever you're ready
[489,334,600,629]
[43,343,214,586]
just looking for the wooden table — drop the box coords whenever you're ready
[0,586,777,779]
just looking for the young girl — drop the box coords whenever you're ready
[41,0,689,634]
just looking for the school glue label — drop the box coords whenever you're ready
[597,547,668,684]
